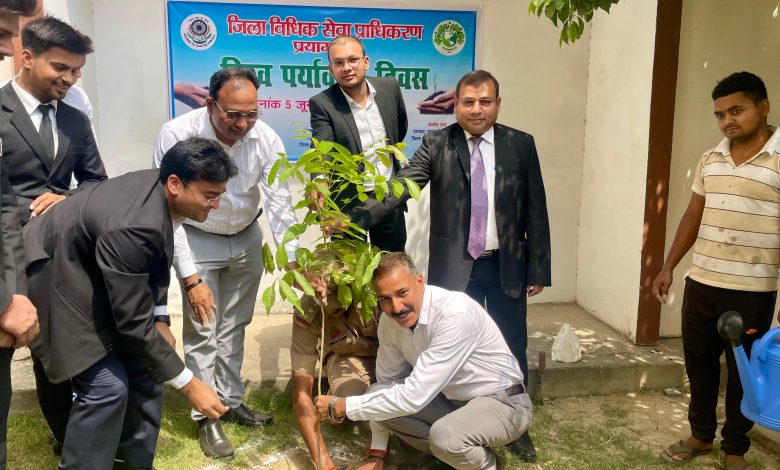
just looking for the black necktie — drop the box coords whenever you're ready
[37,104,55,164]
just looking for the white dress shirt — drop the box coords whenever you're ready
[11,78,59,155]
[340,80,392,190]
[464,126,499,251]
[152,108,298,278]
[345,284,525,448]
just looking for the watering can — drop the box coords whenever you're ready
[717,311,780,431]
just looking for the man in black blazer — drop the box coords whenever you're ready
[24,138,234,469]
[309,35,408,251]
[349,70,551,462]
[0,16,105,225]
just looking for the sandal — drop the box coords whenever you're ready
[722,455,752,470]
[660,440,712,463]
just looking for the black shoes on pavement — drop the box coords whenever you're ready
[220,402,273,426]
[506,431,537,462]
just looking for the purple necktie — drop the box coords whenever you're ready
[467,136,488,259]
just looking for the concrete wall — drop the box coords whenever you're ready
[20,0,590,305]
[659,0,780,336]
[576,0,658,340]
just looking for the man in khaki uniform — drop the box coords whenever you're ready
[291,291,378,470]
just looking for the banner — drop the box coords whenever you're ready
[166,1,476,159]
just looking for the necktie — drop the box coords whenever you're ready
[467,136,488,259]
[38,104,55,164]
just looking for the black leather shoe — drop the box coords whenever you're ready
[506,431,537,462]
[198,418,235,459]
[220,403,273,426]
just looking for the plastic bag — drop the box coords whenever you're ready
[551,323,582,363]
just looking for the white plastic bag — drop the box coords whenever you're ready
[551,323,582,363]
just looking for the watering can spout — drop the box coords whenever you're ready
[717,311,763,418]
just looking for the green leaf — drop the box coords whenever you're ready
[361,251,382,286]
[292,270,315,297]
[337,283,352,309]
[261,282,276,315]
[275,243,289,268]
[374,181,386,202]
[279,279,303,313]
[262,243,276,273]
[404,178,421,200]
[294,198,316,210]
[391,180,405,199]
[268,158,284,185]
[354,252,368,288]
[282,223,307,245]
[357,192,368,203]
[375,149,392,169]
[317,140,334,155]
[295,247,313,267]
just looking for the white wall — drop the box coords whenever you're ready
[660,0,780,336]
[576,0,658,340]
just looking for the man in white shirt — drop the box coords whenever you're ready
[152,67,298,459]
[315,252,532,470]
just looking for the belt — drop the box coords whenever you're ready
[505,383,526,396]
[479,249,498,258]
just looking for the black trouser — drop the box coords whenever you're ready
[465,253,529,386]
[337,203,406,252]
[0,348,12,470]
[32,356,71,443]
[681,278,775,456]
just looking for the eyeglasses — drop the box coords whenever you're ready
[213,100,261,123]
[330,56,365,70]
[183,181,226,205]
[458,98,498,108]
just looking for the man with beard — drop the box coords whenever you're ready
[315,253,531,470]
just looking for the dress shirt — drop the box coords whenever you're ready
[464,127,498,251]
[346,284,524,447]
[152,108,298,278]
[11,77,59,155]
[340,80,391,190]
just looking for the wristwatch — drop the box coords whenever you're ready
[154,314,171,326]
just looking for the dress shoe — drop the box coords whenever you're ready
[220,402,273,426]
[198,418,235,459]
[506,431,537,462]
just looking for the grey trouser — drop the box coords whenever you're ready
[182,223,263,420]
[379,389,532,470]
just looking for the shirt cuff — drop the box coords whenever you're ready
[345,395,364,421]
[369,420,391,451]
[167,367,193,389]
[175,259,198,279]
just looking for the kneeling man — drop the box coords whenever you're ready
[315,252,531,470]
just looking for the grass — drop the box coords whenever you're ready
[6,389,780,469]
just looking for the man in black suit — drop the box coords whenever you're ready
[0,16,106,455]
[0,16,105,224]
[309,35,408,251]
[24,138,234,469]
[349,70,551,462]
[0,4,41,468]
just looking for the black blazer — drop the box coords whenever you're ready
[309,76,408,211]
[0,83,106,224]
[0,159,26,309]
[24,170,182,384]
[352,123,552,298]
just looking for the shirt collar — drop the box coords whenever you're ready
[710,125,780,157]
[340,79,376,108]
[463,126,495,145]
[416,285,432,327]
[11,76,57,116]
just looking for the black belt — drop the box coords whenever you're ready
[505,383,525,396]
[479,249,498,258]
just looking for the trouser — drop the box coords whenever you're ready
[182,223,263,420]
[380,389,532,470]
[681,277,775,456]
[59,352,162,470]
[325,354,374,397]
[465,253,529,385]
[0,348,12,470]
[32,356,71,443]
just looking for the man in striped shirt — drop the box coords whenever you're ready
[653,71,779,470]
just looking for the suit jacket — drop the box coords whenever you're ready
[352,123,552,298]
[0,159,26,310]
[309,76,408,211]
[24,170,182,384]
[0,83,106,224]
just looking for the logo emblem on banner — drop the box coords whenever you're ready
[432,20,466,56]
[181,14,217,50]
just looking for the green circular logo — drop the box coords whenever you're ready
[432,20,466,56]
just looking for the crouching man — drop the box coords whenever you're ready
[292,285,379,470]
[315,252,531,470]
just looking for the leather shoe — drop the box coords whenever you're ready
[506,431,537,462]
[220,403,273,426]
[198,418,235,459]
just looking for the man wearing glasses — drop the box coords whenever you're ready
[309,35,408,252]
[152,67,298,459]
[347,70,551,463]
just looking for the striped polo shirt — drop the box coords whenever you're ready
[688,125,780,292]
